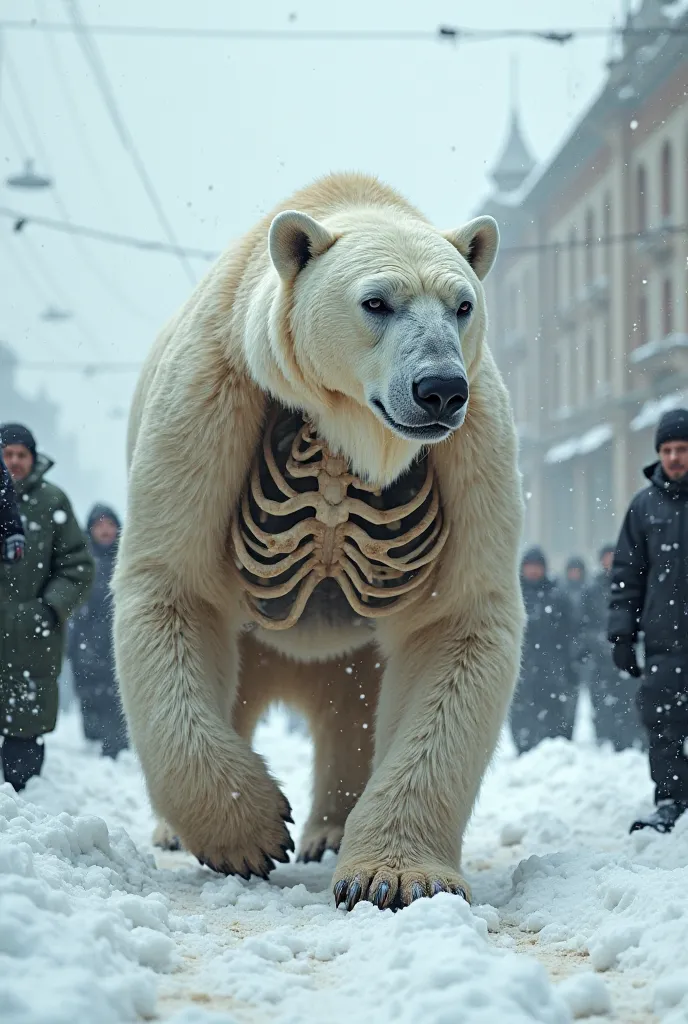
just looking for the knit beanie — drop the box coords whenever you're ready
[521,545,547,570]
[655,408,688,451]
[566,556,586,574]
[0,422,37,459]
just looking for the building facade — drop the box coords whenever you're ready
[479,0,688,569]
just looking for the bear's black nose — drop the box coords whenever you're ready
[413,376,469,422]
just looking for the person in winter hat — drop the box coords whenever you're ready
[581,544,644,750]
[0,423,94,790]
[0,453,24,564]
[68,504,127,758]
[510,546,578,753]
[609,408,688,832]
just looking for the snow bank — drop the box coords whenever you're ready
[0,785,174,1023]
[469,736,688,1022]
[3,710,688,1022]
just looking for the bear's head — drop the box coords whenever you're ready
[252,204,498,486]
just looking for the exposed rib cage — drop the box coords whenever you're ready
[232,406,449,630]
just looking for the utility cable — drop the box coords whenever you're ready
[64,0,197,287]
[3,45,156,325]
[2,205,687,259]
[0,21,687,43]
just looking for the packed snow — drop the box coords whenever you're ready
[1,700,687,1024]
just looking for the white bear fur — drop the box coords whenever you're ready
[113,173,525,907]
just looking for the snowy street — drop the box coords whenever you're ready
[2,705,688,1024]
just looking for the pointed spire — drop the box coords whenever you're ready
[489,55,536,195]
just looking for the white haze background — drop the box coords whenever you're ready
[1,0,628,512]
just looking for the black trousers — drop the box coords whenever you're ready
[73,668,129,759]
[636,654,688,804]
[589,664,645,751]
[1,735,45,790]
[510,667,578,754]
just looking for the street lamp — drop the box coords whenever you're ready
[41,306,72,322]
[6,159,53,190]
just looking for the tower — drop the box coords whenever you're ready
[489,56,536,195]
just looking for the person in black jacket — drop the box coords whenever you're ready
[68,504,128,758]
[0,454,25,564]
[609,409,688,833]
[581,545,644,750]
[563,554,587,683]
[511,546,578,753]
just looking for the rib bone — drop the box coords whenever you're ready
[231,408,448,630]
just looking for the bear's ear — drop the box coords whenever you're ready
[268,211,337,282]
[444,216,500,281]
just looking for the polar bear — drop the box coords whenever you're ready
[113,173,524,911]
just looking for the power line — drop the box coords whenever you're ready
[2,103,30,157]
[0,205,217,259]
[21,0,158,323]
[0,21,687,43]
[3,48,152,333]
[64,0,196,287]
[2,204,687,259]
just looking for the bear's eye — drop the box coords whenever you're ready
[457,300,473,317]
[362,298,391,314]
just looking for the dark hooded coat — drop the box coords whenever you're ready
[0,454,94,736]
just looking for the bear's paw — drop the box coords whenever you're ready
[297,822,346,864]
[332,860,470,911]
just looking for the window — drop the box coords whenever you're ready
[637,292,648,347]
[602,194,612,276]
[507,283,515,328]
[660,141,672,220]
[587,331,596,397]
[663,277,674,337]
[568,227,577,302]
[551,344,560,414]
[584,208,595,283]
[637,164,647,234]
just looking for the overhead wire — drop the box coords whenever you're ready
[0,21,687,43]
[64,0,197,287]
[2,104,30,157]
[2,205,687,259]
[3,43,156,325]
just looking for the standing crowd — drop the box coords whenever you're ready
[514,409,688,834]
[0,422,125,792]
[1,409,688,838]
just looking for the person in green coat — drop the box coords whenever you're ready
[0,423,94,790]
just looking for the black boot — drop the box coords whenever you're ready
[630,800,688,834]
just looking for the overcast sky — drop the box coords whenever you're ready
[0,0,632,516]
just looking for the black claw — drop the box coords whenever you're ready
[411,882,425,902]
[237,860,252,881]
[431,881,446,896]
[298,838,326,864]
[282,813,295,824]
[346,877,363,911]
[285,834,296,853]
[372,881,391,909]
[334,880,348,908]
[451,885,468,901]
[262,854,276,877]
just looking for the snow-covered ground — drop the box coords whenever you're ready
[2,699,688,1024]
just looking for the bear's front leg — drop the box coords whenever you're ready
[115,584,294,879]
[332,618,519,910]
